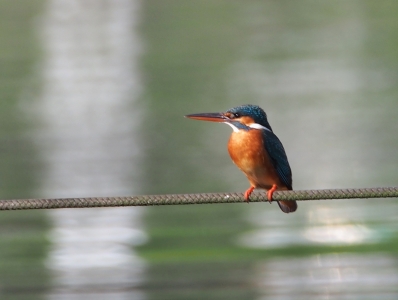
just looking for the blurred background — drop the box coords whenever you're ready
[1,0,398,299]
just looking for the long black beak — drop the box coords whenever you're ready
[185,112,228,122]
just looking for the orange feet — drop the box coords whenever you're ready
[266,184,277,203]
[244,186,255,202]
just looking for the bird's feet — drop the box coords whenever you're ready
[266,184,277,203]
[244,186,255,203]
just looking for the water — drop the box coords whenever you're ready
[257,253,398,300]
[139,1,398,299]
[0,1,398,299]
[37,0,146,299]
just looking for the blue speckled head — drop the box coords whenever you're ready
[226,104,273,131]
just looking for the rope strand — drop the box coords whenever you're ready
[0,187,397,211]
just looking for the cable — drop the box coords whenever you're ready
[0,187,397,210]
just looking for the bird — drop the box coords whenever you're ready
[185,104,297,213]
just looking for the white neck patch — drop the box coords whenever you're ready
[223,122,271,133]
[249,123,271,132]
[224,122,239,132]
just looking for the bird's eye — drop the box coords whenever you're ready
[233,113,240,118]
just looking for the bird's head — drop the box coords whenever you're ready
[185,104,273,132]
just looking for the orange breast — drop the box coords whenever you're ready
[227,129,284,189]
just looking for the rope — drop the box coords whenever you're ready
[0,187,397,211]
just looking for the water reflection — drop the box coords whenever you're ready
[36,0,146,298]
[256,253,398,300]
[238,200,394,248]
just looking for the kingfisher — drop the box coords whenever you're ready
[185,104,297,213]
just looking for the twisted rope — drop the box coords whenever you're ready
[0,187,397,210]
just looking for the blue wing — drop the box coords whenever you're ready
[263,130,293,190]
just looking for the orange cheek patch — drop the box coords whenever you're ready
[238,116,255,126]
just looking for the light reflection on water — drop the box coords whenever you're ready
[256,253,398,300]
[238,201,394,248]
[35,0,146,298]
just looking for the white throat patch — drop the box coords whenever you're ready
[223,122,271,133]
[224,122,239,132]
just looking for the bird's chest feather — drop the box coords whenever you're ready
[227,129,279,188]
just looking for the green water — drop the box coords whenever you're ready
[139,1,398,299]
[0,0,398,299]
[0,1,48,299]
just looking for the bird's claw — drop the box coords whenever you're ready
[267,184,277,203]
[244,186,255,203]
